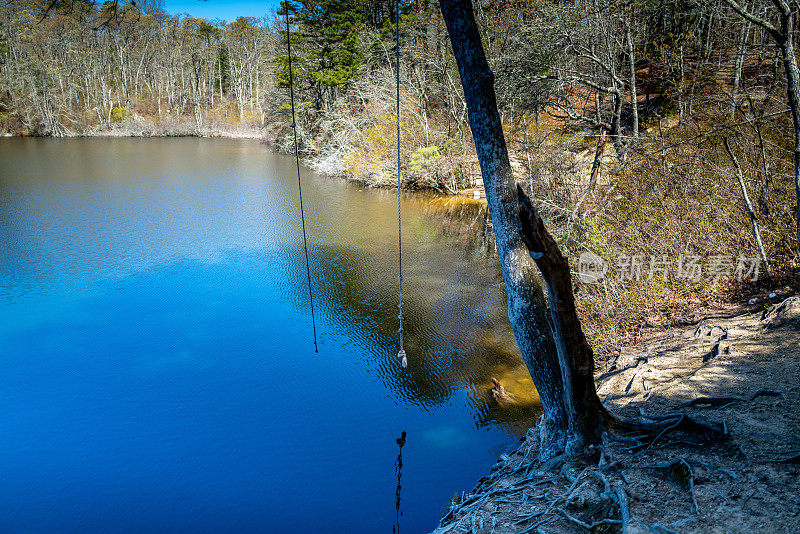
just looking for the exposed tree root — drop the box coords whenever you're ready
[436,449,720,534]
[436,296,800,533]
[603,409,728,455]
[613,483,631,534]
[435,408,734,534]
[765,452,800,464]
[678,389,782,409]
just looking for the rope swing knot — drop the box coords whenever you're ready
[398,303,405,367]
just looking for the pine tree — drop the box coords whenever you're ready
[277,0,366,110]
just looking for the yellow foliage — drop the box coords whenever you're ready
[110,107,132,123]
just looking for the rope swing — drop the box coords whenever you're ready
[282,2,404,363]
[395,3,407,369]
[284,5,318,353]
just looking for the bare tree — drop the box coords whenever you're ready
[723,136,772,277]
[438,0,606,457]
[723,0,800,255]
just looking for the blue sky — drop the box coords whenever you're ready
[165,1,281,22]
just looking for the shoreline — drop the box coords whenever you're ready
[1,128,267,140]
[1,129,485,198]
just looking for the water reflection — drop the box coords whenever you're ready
[393,430,406,534]
[0,137,542,532]
[414,197,542,431]
[3,136,545,429]
[284,197,543,433]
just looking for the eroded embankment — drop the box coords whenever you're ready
[433,295,800,534]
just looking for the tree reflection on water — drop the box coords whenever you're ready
[287,193,543,436]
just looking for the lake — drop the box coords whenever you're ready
[0,138,540,533]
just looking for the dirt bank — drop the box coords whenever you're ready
[433,295,800,533]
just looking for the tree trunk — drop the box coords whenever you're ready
[722,0,800,255]
[778,32,800,257]
[731,18,752,118]
[517,188,606,454]
[522,114,533,191]
[438,0,604,456]
[625,19,638,139]
[573,131,606,216]
[610,91,625,163]
[723,137,771,278]
[219,57,224,109]
[754,117,770,213]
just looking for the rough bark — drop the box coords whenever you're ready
[438,0,605,455]
[517,187,606,453]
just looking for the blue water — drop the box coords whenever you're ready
[0,138,535,532]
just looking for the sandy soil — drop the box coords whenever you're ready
[433,295,800,534]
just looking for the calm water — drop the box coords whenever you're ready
[0,138,539,533]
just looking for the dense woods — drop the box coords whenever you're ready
[0,0,280,135]
[1,0,797,354]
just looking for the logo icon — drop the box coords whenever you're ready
[577,252,608,283]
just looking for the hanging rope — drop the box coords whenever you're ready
[284,5,318,353]
[395,2,406,369]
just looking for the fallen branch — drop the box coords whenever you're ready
[596,356,648,385]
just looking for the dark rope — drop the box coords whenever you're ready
[396,0,405,366]
[284,4,318,353]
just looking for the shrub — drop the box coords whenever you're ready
[110,107,132,123]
